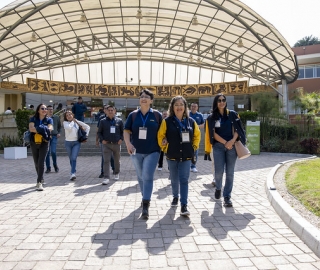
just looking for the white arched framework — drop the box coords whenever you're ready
[0,0,298,115]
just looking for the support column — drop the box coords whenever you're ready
[281,79,289,118]
[0,93,5,113]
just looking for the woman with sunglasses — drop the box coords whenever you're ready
[63,110,90,181]
[205,94,247,207]
[124,89,162,219]
[29,104,53,191]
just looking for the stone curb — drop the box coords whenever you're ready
[265,154,320,258]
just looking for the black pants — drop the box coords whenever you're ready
[30,141,49,183]
[158,151,164,168]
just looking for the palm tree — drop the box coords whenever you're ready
[294,35,320,47]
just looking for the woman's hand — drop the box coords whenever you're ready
[224,140,234,150]
[126,143,135,155]
[161,138,167,146]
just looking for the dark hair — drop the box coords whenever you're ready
[30,105,34,109]
[104,104,115,110]
[7,107,11,110]
[212,93,227,119]
[63,110,74,121]
[47,105,53,108]
[139,89,154,100]
[168,96,189,118]
[78,96,82,99]
[34,103,47,119]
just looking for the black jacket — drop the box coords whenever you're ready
[206,109,247,145]
[97,117,124,143]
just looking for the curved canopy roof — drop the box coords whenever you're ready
[0,0,298,85]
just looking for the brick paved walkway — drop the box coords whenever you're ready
[0,153,320,269]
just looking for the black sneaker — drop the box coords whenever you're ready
[54,165,59,173]
[215,189,221,199]
[99,173,104,178]
[224,197,233,207]
[171,197,179,207]
[180,205,190,216]
[45,168,51,173]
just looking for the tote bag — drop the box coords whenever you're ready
[234,141,251,159]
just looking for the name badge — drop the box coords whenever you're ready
[139,127,147,139]
[181,131,190,143]
[215,121,220,128]
[110,126,116,133]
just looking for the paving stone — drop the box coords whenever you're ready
[1,154,320,269]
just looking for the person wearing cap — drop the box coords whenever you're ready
[72,96,87,121]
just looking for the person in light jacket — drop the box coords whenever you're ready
[63,110,90,180]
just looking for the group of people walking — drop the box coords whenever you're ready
[28,90,247,219]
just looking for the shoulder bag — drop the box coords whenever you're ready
[234,140,251,159]
[74,120,88,143]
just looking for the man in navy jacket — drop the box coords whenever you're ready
[72,96,87,121]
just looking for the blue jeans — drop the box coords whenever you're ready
[46,135,58,169]
[131,151,160,201]
[190,149,198,169]
[213,142,237,198]
[167,159,191,205]
[64,140,81,174]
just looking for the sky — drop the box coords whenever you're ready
[0,0,319,47]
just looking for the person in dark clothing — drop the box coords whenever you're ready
[157,96,200,216]
[72,96,87,121]
[205,93,247,207]
[97,105,124,184]
[29,104,53,191]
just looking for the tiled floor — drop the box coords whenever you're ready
[0,153,319,269]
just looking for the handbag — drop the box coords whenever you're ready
[234,140,251,159]
[23,130,31,143]
[75,122,87,143]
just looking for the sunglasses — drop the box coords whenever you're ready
[140,95,151,99]
[40,107,47,110]
[217,98,226,103]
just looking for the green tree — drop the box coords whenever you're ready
[294,35,320,47]
[251,92,283,141]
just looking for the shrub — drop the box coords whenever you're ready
[239,111,258,128]
[0,135,21,150]
[299,138,320,155]
[15,109,33,144]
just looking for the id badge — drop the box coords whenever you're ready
[215,121,220,128]
[139,127,147,139]
[110,126,116,133]
[181,131,190,143]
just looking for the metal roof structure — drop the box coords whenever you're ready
[0,0,299,85]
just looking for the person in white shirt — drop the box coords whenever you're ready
[63,110,90,180]
[4,107,12,114]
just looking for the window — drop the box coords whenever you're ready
[305,66,314,78]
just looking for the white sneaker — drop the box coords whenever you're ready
[212,179,216,187]
[36,183,44,191]
[157,167,162,171]
[114,174,119,180]
[191,168,198,173]
[70,174,76,181]
[102,179,110,185]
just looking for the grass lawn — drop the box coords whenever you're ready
[285,158,320,217]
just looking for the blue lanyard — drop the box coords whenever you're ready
[109,118,115,126]
[139,110,150,127]
[174,116,189,132]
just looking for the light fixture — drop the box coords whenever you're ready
[80,13,87,23]
[137,49,142,60]
[196,57,202,65]
[29,68,35,74]
[75,55,81,64]
[49,100,53,103]
[83,53,89,61]
[136,9,143,19]
[188,55,194,62]
[238,71,244,78]
[30,32,37,42]
[237,38,244,48]
[192,15,199,26]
